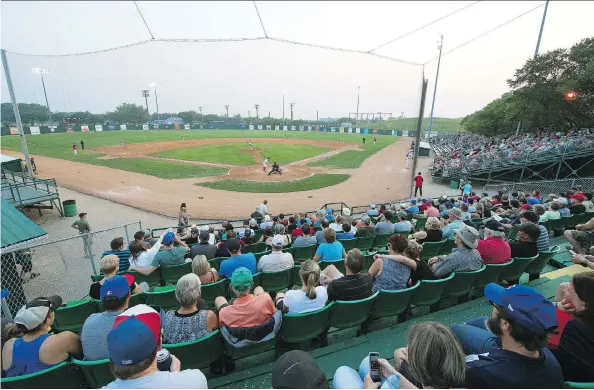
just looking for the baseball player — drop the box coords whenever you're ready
[263,156,270,172]
[247,141,254,151]
[405,150,412,169]
[72,143,78,156]
[121,138,127,148]
[373,137,377,147]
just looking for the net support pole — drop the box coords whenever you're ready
[1,49,34,177]
[411,72,429,198]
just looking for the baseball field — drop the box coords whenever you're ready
[2,130,413,219]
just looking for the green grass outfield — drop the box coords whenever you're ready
[199,173,350,193]
[309,138,394,169]
[151,142,331,165]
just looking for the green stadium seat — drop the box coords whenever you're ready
[90,274,104,283]
[544,218,565,237]
[163,329,224,369]
[290,265,302,288]
[201,279,229,308]
[260,269,292,293]
[372,234,391,250]
[145,285,178,311]
[314,226,323,232]
[411,273,455,312]
[561,215,578,230]
[439,238,457,255]
[505,227,518,242]
[330,292,378,333]
[254,250,271,262]
[362,251,377,272]
[370,281,419,322]
[129,292,147,307]
[132,269,163,287]
[421,240,445,261]
[475,262,511,290]
[53,300,98,334]
[0,361,84,389]
[245,242,267,253]
[223,333,276,361]
[355,236,374,252]
[524,246,560,281]
[72,358,114,389]
[253,230,264,241]
[277,302,334,347]
[501,255,538,285]
[252,272,262,289]
[415,217,428,231]
[445,266,486,303]
[320,259,346,275]
[160,262,191,285]
[338,239,356,251]
[291,244,316,262]
[563,381,594,389]
[208,257,222,271]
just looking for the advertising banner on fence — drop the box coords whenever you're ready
[174,124,180,130]
[291,126,296,131]
[49,126,57,133]
[153,124,159,129]
[266,125,272,130]
[9,126,19,135]
[67,127,74,132]
[184,124,190,130]
[95,125,103,131]
[330,127,336,132]
[299,126,304,131]
[355,128,360,133]
[120,124,127,131]
[249,125,255,130]
[29,126,40,135]
[258,125,263,130]
[275,125,280,131]
[142,124,149,130]
[307,126,312,131]
[81,125,89,132]
[283,126,288,131]
[402,130,409,137]
[339,127,344,133]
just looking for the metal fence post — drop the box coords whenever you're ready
[124,225,131,246]
[87,233,97,274]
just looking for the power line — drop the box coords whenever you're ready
[423,3,545,64]
[133,1,155,40]
[369,1,481,53]
[252,1,268,38]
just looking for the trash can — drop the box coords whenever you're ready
[450,180,459,190]
[63,199,78,217]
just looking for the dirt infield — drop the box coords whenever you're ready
[4,138,414,219]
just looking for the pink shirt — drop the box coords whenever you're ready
[424,206,440,217]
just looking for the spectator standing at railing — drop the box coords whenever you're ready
[71,212,92,256]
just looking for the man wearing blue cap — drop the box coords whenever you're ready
[130,231,189,276]
[406,200,419,214]
[451,283,563,388]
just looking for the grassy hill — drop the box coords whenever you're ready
[362,117,462,132]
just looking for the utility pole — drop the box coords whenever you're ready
[3,50,33,176]
[142,90,150,120]
[225,105,229,118]
[289,103,295,121]
[255,104,259,119]
[32,68,53,124]
[248,110,251,118]
[268,110,271,118]
[150,83,160,120]
[316,110,319,122]
[355,86,360,125]
[282,94,285,126]
[199,106,203,124]
[427,33,443,141]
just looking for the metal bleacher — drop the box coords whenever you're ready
[1,170,64,216]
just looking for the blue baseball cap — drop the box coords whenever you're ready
[527,197,541,205]
[108,305,161,365]
[410,199,416,204]
[484,283,558,334]
[162,232,175,245]
[100,275,130,301]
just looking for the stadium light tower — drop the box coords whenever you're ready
[141,90,150,119]
[290,102,295,121]
[32,67,53,124]
[225,105,229,117]
[268,109,271,118]
[427,33,443,141]
[355,86,360,125]
[149,83,160,120]
[255,104,260,119]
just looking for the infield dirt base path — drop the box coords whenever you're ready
[4,138,414,219]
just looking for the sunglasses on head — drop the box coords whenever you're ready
[26,297,55,312]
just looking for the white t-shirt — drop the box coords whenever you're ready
[257,251,294,273]
[103,369,207,389]
[283,287,328,314]
[129,241,162,268]
[329,223,343,232]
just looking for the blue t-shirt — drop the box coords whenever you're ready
[407,206,420,214]
[336,232,355,240]
[463,184,472,194]
[316,241,344,262]
[219,253,257,278]
[367,209,379,217]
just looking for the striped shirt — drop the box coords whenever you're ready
[100,250,131,271]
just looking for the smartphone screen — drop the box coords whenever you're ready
[369,352,381,382]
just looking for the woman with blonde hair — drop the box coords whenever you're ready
[413,216,442,244]
[275,260,328,314]
[191,255,220,285]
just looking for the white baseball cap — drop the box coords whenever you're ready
[14,296,63,330]
[271,235,285,247]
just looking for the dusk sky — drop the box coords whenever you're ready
[2,1,593,119]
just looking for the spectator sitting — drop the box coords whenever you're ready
[272,350,329,389]
[128,231,151,252]
[191,255,220,285]
[102,237,132,272]
[467,198,476,213]
[441,208,465,240]
[476,220,512,264]
[367,204,379,217]
[428,224,483,278]
[354,215,376,238]
[325,208,336,223]
[163,274,217,344]
[569,193,587,214]
[582,192,594,212]
[393,211,413,233]
[287,216,298,233]
[258,235,294,273]
[2,296,83,377]
[369,234,412,292]
[82,276,131,360]
[413,216,442,244]
[329,215,344,232]
[451,283,563,388]
[275,260,328,313]
[508,210,549,252]
[215,268,276,329]
[277,213,287,227]
[509,223,541,259]
[424,201,440,217]
[291,222,303,238]
[216,230,239,258]
[199,225,216,245]
[315,219,330,244]
[350,219,358,235]
[407,200,420,214]
[258,226,274,244]
[325,249,373,301]
[129,230,167,268]
[564,216,594,255]
[248,218,260,231]
[540,201,561,222]
[381,240,435,286]
[266,223,291,247]
[190,230,217,260]
[219,238,257,278]
[104,305,208,388]
[498,199,522,219]
[90,255,140,300]
[557,198,571,217]
[440,201,453,218]
[313,228,347,263]
[292,224,317,248]
[260,215,273,230]
[459,203,472,221]
[256,199,268,216]
[314,210,325,227]
[336,223,355,240]
[374,211,394,235]
[333,321,466,389]
[130,232,190,275]
[242,229,257,245]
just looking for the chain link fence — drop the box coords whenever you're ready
[483,177,594,197]
[1,221,141,318]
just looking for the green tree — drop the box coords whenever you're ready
[113,103,148,123]
[177,110,199,123]
[1,102,51,125]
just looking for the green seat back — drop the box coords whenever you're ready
[53,300,98,333]
[524,246,561,276]
[355,237,374,251]
[261,269,292,293]
[563,381,594,389]
[201,279,229,308]
[278,302,334,344]
[253,230,264,241]
[161,262,191,285]
[290,265,302,288]
[252,272,262,289]
[163,330,223,369]
[421,240,445,261]
[0,361,84,389]
[438,238,457,255]
[475,261,511,289]
[314,226,323,232]
[446,266,486,298]
[415,217,428,231]
[245,242,267,253]
[561,215,575,229]
[320,259,345,275]
[505,227,518,241]
[362,251,377,271]
[254,250,271,262]
[129,292,147,308]
[72,358,113,389]
[133,269,163,287]
[338,239,356,251]
[208,258,222,271]
[224,336,276,359]
[91,274,104,283]
[372,234,391,250]
[292,245,316,262]
[145,286,178,311]
[501,256,538,283]
[370,282,419,319]
[330,292,378,329]
[411,273,454,307]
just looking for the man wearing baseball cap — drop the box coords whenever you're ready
[428,224,483,278]
[219,238,257,279]
[189,229,217,260]
[258,235,294,273]
[568,193,587,215]
[2,296,83,377]
[272,350,328,388]
[476,220,511,264]
[451,283,563,388]
[509,223,540,259]
[354,215,375,239]
[81,276,130,361]
[104,304,207,388]
[130,231,189,276]
[440,208,465,240]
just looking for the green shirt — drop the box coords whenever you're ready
[151,246,187,267]
[72,219,90,233]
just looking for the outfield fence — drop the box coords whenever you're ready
[0,221,141,317]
